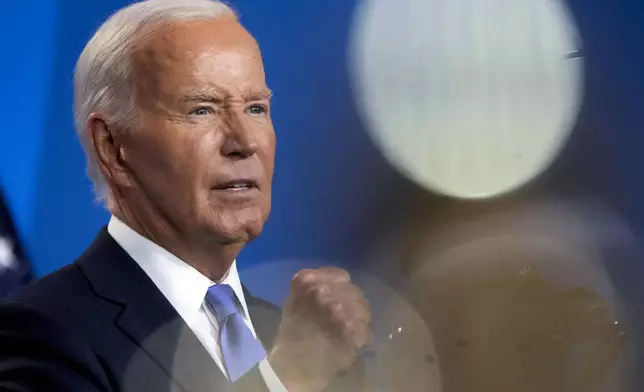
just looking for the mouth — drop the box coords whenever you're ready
[214,179,259,192]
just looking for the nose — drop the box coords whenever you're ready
[221,112,259,159]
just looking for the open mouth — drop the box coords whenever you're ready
[215,179,259,191]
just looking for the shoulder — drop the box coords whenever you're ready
[2,228,128,336]
[0,299,90,356]
[0,262,107,346]
[1,255,122,351]
[2,262,96,323]
[0,300,112,391]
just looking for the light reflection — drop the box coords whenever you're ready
[350,0,584,199]
[364,199,637,392]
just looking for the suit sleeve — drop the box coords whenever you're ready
[0,302,112,392]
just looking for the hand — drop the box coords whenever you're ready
[268,267,372,392]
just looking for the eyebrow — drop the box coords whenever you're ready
[243,88,273,101]
[180,89,273,104]
[180,93,225,105]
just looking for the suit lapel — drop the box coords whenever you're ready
[78,229,229,392]
[243,286,282,350]
[116,279,228,391]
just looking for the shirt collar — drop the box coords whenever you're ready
[107,216,250,327]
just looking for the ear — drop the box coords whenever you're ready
[87,113,135,189]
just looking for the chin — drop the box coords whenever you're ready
[215,224,263,245]
[208,208,268,244]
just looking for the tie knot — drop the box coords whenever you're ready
[206,284,239,323]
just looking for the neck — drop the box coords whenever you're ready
[109,194,242,282]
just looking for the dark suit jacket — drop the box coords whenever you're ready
[0,229,365,392]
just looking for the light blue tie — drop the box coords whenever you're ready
[205,284,267,382]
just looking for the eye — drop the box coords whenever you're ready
[247,104,268,116]
[189,107,213,116]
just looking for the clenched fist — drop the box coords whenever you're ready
[268,267,372,392]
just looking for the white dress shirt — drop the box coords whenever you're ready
[107,216,287,392]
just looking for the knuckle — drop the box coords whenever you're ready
[312,282,331,299]
[292,269,317,287]
[342,319,356,334]
[353,330,371,350]
[330,300,344,313]
[313,287,332,309]
[321,267,351,282]
[335,268,351,282]
[329,301,345,320]
[353,307,370,324]
[345,285,365,303]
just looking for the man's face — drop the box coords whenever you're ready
[118,18,275,244]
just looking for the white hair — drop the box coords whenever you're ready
[73,0,237,203]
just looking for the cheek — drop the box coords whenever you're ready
[191,133,222,183]
[164,137,215,213]
[157,123,218,177]
[127,137,174,184]
[259,126,276,172]
[129,127,207,194]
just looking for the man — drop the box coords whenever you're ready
[0,1,371,391]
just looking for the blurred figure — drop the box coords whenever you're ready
[0,1,370,391]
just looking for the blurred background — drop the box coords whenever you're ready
[1,0,643,391]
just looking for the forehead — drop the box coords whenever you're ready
[132,18,266,98]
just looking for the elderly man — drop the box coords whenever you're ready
[0,1,371,391]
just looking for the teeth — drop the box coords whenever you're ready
[227,183,249,189]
